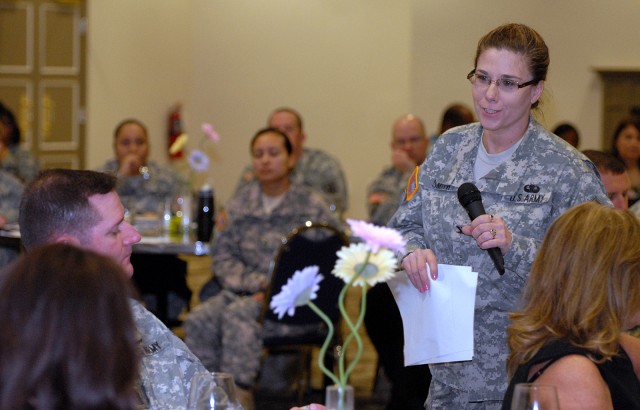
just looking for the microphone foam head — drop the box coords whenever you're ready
[457,182,481,207]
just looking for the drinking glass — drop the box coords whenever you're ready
[187,371,242,409]
[511,383,560,410]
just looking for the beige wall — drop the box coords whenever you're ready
[87,0,410,219]
[86,0,192,169]
[411,0,640,150]
[86,0,640,220]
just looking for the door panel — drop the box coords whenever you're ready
[0,0,85,170]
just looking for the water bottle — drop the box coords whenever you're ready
[196,184,215,242]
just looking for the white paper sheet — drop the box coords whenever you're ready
[387,264,478,366]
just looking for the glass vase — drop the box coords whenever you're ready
[325,384,354,410]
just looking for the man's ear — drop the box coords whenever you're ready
[54,234,81,246]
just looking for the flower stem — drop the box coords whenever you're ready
[307,301,341,386]
[337,251,371,386]
[343,283,367,381]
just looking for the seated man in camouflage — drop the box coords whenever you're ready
[19,169,206,409]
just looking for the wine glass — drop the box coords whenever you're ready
[187,371,243,409]
[511,383,560,410]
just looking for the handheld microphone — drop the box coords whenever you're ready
[457,182,505,275]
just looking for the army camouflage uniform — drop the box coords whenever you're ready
[184,181,336,387]
[0,145,39,183]
[236,147,348,215]
[367,166,411,226]
[389,119,610,408]
[130,299,206,409]
[100,159,189,323]
[0,170,23,224]
[99,159,185,214]
[0,170,24,267]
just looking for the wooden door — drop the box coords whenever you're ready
[0,0,85,169]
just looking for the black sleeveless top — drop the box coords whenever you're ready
[502,339,640,410]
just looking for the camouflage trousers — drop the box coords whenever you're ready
[184,290,322,387]
[426,377,503,410]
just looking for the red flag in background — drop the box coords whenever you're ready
[168,103,183,160]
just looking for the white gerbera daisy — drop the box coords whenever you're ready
[332,243,398,287]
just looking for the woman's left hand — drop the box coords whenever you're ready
[460,213,512,255]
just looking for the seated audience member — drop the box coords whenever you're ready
[184,127,336,410]
[235,107,348,216]
[367,114,429,227]
[610,117,640,206]
[553,122,581,148]
[502,202,640,410]
[99,118,191,322]
[0,101,40,183]
[99,118,185,214]
[365,114,431,409]
[0,170,24,267]
[428,102,475,150]
[0,244,140,410]
[19,169,206,409]
[583,149,630,209]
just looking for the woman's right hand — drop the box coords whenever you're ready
[118,153,143,176]
[402,248,438,292]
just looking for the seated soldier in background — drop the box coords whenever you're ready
[553,122,581,149]
[367,114,429,227]
[0,169,23,267]
[99,118,191,324]
[19,169,206,409]
[0,101,40,183]
[235,107,348,216]
[582,149,630,210]
[99,118,185,214]
[185,128,337,410]
[428,102,475,152]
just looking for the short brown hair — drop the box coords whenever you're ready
[19,169,117,249]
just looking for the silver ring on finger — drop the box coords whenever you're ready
[490,228,497,239]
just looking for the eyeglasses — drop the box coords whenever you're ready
[467,70,537,92]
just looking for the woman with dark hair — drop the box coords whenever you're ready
[610,116,640,206]
[0,244,140,410]
[99,118,185,215]
[185,127,337,409]
[0,101,40,183]
[552,122,580,148]
[503,202,640,409]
